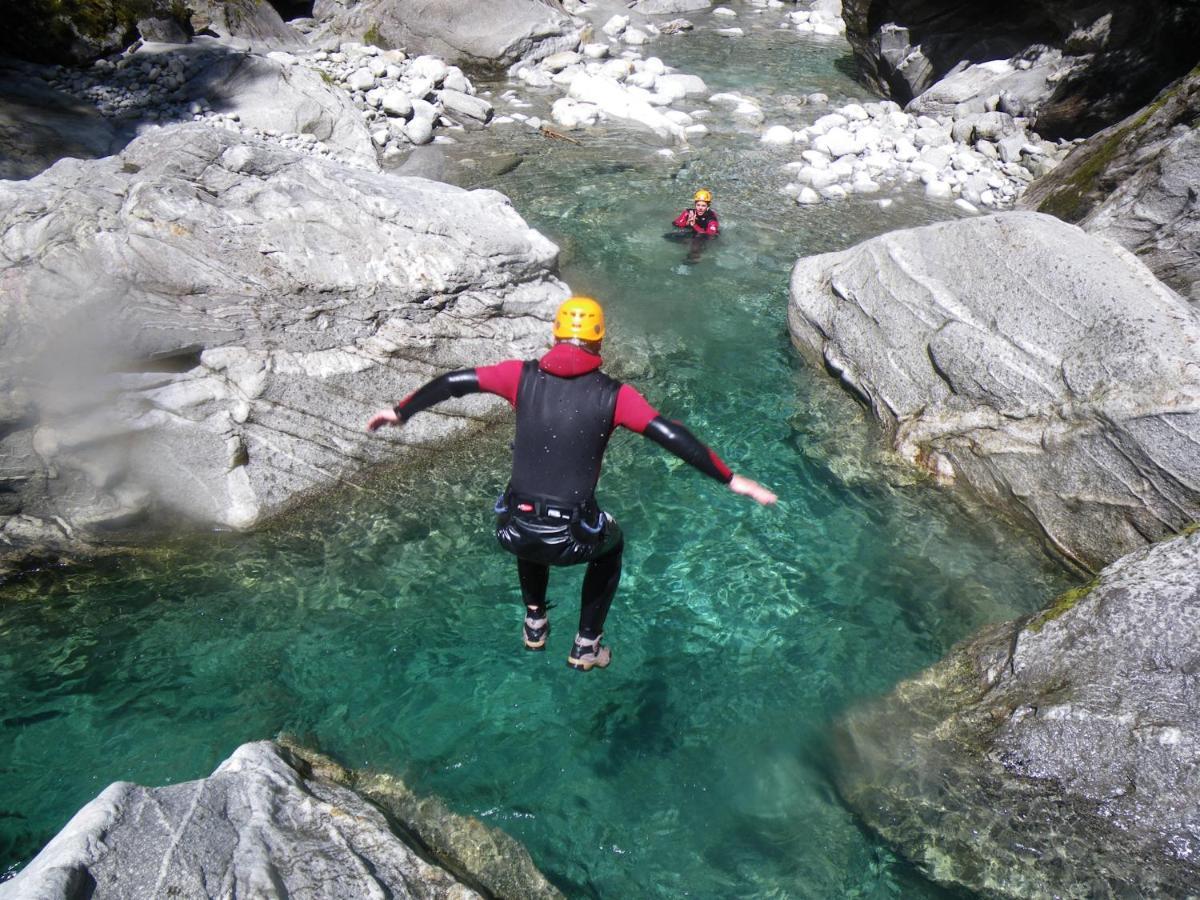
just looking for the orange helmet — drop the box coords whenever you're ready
[553,296,605,341]
[693,189,713,203]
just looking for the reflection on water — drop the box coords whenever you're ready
[0,16,1070,898]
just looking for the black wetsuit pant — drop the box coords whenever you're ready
[496,497,624,639]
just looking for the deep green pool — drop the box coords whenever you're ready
[0,12,1073,897]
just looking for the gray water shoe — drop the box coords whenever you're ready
[567,633,611,671]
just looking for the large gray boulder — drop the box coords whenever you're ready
[187,0,307,51]
[903,51,1070,122]
[1020,68,1200,297]
[174,43,379,167]
[311,0,584,68]
[841,0,1200,139]
[788,211,1200,571]
[0,60,118,180]
[0,123,566,574]
[834,528,1200,898]
[0,739,564,899]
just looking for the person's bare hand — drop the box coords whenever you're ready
[686,210,697,225]
[367,409,401,432]
[729,474,778,506]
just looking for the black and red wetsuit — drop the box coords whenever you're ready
[392,341,733,638]
[672,207,719,236]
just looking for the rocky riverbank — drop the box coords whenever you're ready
[834,527,1200,898]
[0,122,566,579]
[798,3,1200,894]
[5,1,1200,898]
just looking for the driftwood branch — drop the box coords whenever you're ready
[539,125,582,145]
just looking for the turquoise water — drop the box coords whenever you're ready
[1,17,1073,898]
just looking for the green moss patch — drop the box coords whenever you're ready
[1026,576,1101,633]
[1035,67,1200,221]
[363,24,390,49]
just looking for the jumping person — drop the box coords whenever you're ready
[673,188,720,237]
[366,297,776,672]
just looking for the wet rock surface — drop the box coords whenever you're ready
[788,211,1200,570]
[0,739,563,899]
[834,529,1200,898]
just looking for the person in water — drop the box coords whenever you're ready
[366,297,777,672]
[673,188,720,237]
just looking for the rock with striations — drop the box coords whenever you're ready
[788,211,1200,571]
[1020,67,1200,297]
[311,0,584,68]
[841,0,1200,139]
[0,123,565,575]
[834,528,1200,898]
[0,739,564,899]
[0,60,119,180]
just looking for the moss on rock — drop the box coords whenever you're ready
[1025,576,1100,632]
[1029,65,1200,222]
[363,23,390,49]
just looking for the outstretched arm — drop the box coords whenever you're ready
[366,361,523,431]
[728,474,777,505]
[616,385,777,505]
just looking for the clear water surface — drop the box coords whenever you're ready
[0,10,1073,897]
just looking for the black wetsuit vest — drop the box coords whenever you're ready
[509,360,622,507]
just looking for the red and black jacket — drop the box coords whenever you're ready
[672,207,719,236]
[392,343,733,505]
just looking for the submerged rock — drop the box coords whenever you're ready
[0,739,564,899]
[788,211,1200,571]
[834,528,1200,898]
[311,0,585,68]
[0,123,565,568]
[1020,66,1200,296]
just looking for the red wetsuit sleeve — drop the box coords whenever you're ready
[703,214,719,236]
[673,210,691,228]
[615,385,734,483]
[614,384,659,433]
[475,359,524,406]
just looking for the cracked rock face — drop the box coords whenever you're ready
[788,211,1200,571]
[833,529,1200,898]
[0,740,562,899]
[0,122,566,566]
[311,0,584,68]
